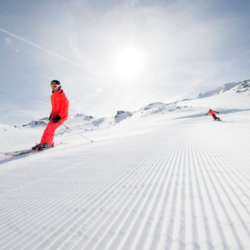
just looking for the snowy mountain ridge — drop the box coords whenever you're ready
[198,79,250,98]
[232,79,250,93]
[20,79,250,131]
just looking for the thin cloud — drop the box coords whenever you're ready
[126,0,140,7]
[0,27,91,74]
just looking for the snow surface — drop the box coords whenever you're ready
[0,81,250,249]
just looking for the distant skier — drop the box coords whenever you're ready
[206,109,221,121]
[32,80,69,151]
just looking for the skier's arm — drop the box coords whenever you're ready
[58,95,69,120]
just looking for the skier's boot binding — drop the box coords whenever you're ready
[32,143,41,151]
[32,143,54,151]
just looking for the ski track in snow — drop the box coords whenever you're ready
[0,121,249,250]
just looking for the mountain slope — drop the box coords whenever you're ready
[0,112,249,249]
[0,79,250,249]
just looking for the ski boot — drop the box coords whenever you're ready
[32,143,54,151]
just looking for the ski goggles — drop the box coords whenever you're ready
[51,84,59,89]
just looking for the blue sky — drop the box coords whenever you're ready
[0,0,250,125]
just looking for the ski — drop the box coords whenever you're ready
[0,151,15,158]
[1,147,51,158]
[1,149,39,158]
[0,143,66,159]
[8,149,35,157]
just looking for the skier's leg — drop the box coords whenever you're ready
[41,121,64,145]
[212,114,217,120]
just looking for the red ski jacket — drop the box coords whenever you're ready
[207,110,218,116]
[50,89,69,120]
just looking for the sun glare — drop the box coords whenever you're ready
[114,46,146,77]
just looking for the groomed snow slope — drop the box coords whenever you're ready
[0,112,250,250]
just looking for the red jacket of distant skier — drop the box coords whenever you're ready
[207,110,217,116]
[50,89,69,120]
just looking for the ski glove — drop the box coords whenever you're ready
[51,115,62,123]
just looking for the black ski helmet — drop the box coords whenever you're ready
[51,80,61,90]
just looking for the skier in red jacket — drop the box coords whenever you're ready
[32,80,69,151]
[206,109,221,121]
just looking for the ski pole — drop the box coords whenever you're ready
[58,122,94,143]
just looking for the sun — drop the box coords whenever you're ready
[113,45,146,77]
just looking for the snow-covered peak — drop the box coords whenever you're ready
[231,80,250,93]
[114,110,132,123]
[73,113,94,121]
[198,82,240,98]
[23,117,48,128]
[197,79,250,99]
[135,101,190,118]
[144,102,166,110]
